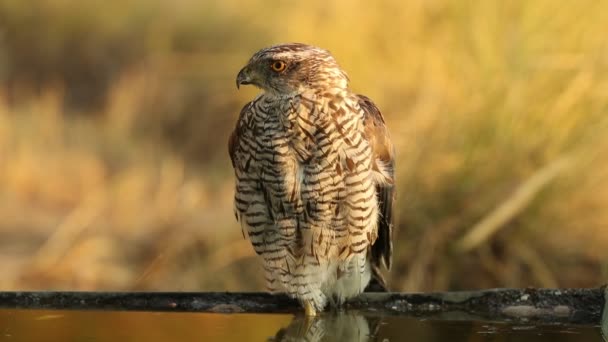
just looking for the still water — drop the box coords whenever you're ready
[0,309,603,341]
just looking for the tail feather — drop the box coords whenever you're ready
[364,263,388,292]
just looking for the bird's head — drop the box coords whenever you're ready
[236,43,349,95]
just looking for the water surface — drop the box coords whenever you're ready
[0,309,602,341]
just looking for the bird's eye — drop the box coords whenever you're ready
[270,60,287,72]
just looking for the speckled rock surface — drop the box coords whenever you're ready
[0,287,604,324]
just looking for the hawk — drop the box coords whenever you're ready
[229,43,395,316]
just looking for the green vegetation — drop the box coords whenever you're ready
[0,0,606,291]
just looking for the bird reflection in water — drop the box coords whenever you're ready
[270,312,382,342]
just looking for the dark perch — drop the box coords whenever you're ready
[0,287,604,324]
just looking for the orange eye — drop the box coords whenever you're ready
[270,60,287,72]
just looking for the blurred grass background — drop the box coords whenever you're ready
[0,0,607,292]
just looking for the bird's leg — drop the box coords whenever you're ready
[304,300,317,317]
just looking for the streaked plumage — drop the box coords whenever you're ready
[229,43,395,315]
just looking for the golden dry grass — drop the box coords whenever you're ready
[0,0,607,292]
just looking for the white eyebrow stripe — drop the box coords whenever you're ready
[272,50,319,60]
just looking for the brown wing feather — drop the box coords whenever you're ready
[358,95,395,272]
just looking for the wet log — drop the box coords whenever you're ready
[0,287,604,324]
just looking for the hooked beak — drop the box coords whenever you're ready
[236,66,252,89]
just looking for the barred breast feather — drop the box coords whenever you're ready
[229,88,394,312]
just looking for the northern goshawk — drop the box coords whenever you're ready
[229,43,395,316]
